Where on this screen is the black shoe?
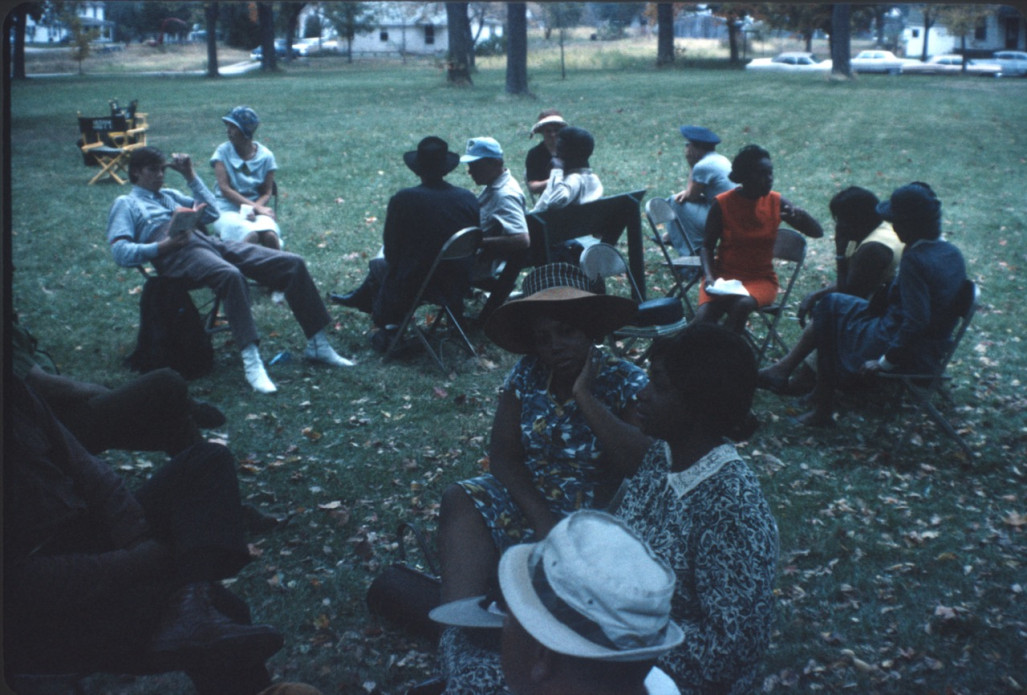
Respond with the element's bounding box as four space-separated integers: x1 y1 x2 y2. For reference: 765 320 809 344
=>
370 328 397 354
241 503 283 534
149 583 283 662
329 289 372 313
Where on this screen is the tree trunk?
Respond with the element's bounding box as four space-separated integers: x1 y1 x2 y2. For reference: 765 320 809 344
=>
656 3 674 66
506 2 529 94
804 30 813 52
831 4 852 77
258 2 276 71
921 9 933 61
446 2 473 85
727 17 740 64
205 2 219 78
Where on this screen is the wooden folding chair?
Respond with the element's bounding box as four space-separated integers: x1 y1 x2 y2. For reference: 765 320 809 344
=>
579 243 688 363
875 279 980 459
385 227 483 373
644 197 702 318
747 227 807 365
77 113 147 185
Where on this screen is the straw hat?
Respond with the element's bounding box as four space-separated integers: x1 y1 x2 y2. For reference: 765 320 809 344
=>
484 264 637 354
498 510 684 661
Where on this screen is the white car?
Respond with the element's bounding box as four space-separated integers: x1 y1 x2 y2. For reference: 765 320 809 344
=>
991 50 1027 77
851 50 916 75
901 54 1002 76
746 52 832 73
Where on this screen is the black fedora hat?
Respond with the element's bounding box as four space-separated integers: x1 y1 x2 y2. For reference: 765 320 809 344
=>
403 136 460 178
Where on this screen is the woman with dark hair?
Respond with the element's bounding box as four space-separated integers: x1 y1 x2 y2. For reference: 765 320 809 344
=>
611 322 778 694
695 144 823 333
530 126 603 214
757 185 904 395
763 182 967 427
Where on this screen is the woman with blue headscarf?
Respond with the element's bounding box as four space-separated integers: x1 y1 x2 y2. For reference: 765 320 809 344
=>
210 105 282 250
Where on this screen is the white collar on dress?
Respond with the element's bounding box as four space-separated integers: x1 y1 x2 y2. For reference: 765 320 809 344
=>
665 442 742 499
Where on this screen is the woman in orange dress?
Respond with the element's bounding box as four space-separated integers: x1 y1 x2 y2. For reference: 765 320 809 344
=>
696 145 823 333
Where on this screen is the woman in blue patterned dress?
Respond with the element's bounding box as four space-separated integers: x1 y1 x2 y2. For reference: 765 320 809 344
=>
615 323 779 694
438 264 652 606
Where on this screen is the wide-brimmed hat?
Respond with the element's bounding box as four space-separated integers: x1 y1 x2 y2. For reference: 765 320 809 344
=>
429 593 506 629
679 125 721 145
222 105 260 139
498 510 684 662
876 181 941 224
403 136 460 178
484 264 637 354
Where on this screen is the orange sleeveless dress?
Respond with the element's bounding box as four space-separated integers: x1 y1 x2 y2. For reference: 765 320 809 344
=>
698 189 781 308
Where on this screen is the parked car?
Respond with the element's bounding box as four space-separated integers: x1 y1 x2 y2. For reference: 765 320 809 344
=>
991 50 1027 77
900 54 1002 76
851 50 917 75
250 39 297 61
746 52 832 73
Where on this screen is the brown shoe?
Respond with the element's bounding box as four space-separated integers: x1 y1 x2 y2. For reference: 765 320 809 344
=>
149 582 283 662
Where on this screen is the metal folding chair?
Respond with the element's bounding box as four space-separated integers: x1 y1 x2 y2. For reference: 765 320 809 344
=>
385 227 483 373
875 279 980 459
579 243 688 363
748 227 807 365
644 197 702 318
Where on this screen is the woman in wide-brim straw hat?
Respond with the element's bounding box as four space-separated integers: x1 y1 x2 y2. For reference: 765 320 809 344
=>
438 263 652 600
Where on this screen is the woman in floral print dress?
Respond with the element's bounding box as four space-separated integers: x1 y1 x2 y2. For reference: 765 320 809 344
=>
615 322 779 694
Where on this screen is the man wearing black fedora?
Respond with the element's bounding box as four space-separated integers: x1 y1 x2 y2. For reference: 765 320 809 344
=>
331 136 479 351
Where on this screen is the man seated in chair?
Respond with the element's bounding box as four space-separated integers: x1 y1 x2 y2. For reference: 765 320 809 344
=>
459 136 530 324
106 147 353 394
329 136 479 352
666 125 736 257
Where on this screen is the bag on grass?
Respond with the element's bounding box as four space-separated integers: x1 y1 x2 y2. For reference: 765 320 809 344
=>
366 521 442 641
126 276 214 380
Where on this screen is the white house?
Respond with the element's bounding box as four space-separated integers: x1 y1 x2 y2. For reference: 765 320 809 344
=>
24 2 114 44
299 2 503 57
903 5 1026 58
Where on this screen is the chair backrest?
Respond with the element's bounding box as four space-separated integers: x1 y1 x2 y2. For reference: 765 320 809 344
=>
934 279 979 375
772 227 807 264
527 189 646 264
79 114 131 142
580 243 643 302
645 197 696 255
439 226 484 261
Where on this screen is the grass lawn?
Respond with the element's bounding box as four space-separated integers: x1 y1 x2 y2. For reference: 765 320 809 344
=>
7 37 1027 695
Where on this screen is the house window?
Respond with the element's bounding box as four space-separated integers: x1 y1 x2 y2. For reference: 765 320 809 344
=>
974 20 987 41
380 30 388 42
911 28 920 38
424 24 435 45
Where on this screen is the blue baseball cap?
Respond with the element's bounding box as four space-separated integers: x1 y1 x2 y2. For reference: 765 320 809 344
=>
222 105 260 139
678 125 721 145
460 137 504 162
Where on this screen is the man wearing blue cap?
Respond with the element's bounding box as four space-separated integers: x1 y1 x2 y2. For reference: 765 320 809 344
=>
461 137 530 322
667 126 735 257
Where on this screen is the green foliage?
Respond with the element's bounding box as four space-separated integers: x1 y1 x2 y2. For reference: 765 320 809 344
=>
474 32 506 57
9 51 1027 693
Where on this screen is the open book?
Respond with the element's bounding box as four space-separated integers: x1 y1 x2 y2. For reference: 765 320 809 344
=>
168 203 206 237
705 278 750 297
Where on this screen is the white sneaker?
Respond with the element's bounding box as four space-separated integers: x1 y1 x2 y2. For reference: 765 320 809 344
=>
304 331 355 367
241 343 277 393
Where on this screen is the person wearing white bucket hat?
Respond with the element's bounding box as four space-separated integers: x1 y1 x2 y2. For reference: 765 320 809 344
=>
499 510 684 695
525 109 568 197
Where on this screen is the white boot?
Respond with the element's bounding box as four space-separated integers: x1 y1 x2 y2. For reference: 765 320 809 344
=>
304 330 355 367
241 343 277 393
